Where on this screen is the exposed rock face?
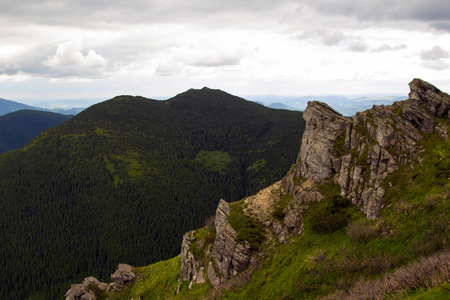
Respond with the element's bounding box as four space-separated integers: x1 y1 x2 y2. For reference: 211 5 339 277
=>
299 101 352 182
283 78 450 219
408 78 450 118
180 199 253 289
180 230 206 286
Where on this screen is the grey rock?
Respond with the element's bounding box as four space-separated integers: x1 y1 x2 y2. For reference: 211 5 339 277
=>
409 78 450 118
298 101 352 182
283 78 450 219
65 284 96 300
97 283 107 291
82 277 100 288
180 230 198 282
211 200 238 281
207 262 222 288
110 263 136 291
180 199 255 288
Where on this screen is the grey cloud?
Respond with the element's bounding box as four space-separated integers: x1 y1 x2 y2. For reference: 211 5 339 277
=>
154 61 184 76
420 45 449 61
419 45 449 70
348 41 368 52
430 22 450 32
304 0 450 23
295 28 346 46
0 0 295 27
0 44 54 76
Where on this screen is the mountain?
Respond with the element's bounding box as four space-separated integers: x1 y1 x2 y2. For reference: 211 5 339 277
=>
77 79 450 299
266 102 299 111
0 98 44 116
0 110 73 154
248 94 406 116
0 87 305 299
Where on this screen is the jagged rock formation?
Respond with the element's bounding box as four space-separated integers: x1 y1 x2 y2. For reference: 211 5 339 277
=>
110 263 137 291
283 78 450 219
65 277 100 300
65 264 136 300
180 199 253 289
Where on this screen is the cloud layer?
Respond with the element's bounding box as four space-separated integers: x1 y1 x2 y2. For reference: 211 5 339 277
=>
0 0 449 100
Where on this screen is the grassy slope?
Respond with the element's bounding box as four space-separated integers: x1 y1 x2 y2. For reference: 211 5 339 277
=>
98 117 450 299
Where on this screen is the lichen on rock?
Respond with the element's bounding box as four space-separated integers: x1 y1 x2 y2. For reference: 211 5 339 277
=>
283 78 450 219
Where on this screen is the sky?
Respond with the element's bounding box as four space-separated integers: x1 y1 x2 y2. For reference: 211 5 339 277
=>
1 0 450 107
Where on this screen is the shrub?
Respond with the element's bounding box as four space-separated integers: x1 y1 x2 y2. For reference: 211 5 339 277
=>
346 219 379 242
307 195 351 234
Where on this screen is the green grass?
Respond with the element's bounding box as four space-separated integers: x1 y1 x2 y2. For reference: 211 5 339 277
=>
193 150 233 173
246 159 266 171
228 200 265 248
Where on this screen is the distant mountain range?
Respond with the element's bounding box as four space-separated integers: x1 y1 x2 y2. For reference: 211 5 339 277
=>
0 97 82 116
248 94 407 116
0 98 45 115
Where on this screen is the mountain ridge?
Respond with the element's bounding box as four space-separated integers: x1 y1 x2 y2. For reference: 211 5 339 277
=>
73 78 450 299
0 109 73 154
0 88 305 299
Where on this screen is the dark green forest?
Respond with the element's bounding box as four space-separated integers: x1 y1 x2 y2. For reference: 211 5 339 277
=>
0 88 305 299
0 110 73 153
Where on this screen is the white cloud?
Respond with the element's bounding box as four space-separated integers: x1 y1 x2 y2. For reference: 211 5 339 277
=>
1 0 450 101
43 40 107 77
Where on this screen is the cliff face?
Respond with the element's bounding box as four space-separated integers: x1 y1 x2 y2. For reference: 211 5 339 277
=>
180 199 254 289
180 78 450 291
283 78 450 219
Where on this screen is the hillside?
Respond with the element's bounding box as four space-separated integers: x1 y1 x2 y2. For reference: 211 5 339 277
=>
77 79 450 299
0 88 305 299
0 110 73 153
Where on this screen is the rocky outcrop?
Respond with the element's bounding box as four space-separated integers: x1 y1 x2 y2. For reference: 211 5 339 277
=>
180 199 254 289
180 230 207 287
283 78 450 219
65 277 101 300
298 101 352 182
65 264 135 299
110 263 136 291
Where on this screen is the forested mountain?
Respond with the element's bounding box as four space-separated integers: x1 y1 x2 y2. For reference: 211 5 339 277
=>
0 110 73 153
0 87 305 299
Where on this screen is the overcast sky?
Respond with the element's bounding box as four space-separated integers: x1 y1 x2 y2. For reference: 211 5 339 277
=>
1 0 450 106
